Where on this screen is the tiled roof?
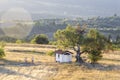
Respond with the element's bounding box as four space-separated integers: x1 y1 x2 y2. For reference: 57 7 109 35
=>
55 50 73 54
55 50 63 54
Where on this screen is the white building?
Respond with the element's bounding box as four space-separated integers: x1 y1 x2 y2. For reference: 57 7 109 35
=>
55 50 73 63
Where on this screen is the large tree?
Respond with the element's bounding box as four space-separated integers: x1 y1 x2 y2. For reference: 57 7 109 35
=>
54 24 86 63
54 25 112 63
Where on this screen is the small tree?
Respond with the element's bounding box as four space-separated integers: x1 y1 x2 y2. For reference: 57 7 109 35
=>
83 29 110 64
0 41 5 58
116 35 120 44
31 34 49 44
108 34 112 42
0 41 6 48
0 48 5 58
46 50 54 56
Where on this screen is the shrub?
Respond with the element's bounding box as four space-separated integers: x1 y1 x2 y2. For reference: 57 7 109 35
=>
31 34 49 44
88 50 102 64
113 44 120 50
46 51 54 56
0 41 6 48
30 39 36 44
0 48 5 58
16 40 23 44
49 41 57 45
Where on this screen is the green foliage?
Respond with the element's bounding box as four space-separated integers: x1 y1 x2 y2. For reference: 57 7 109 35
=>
0 36 17 43
0 41 5 58
54 27 112 63
54 25 84 49
112 35 120 49
49 41 57 45
88 50 102 63
116 35 120 44
112 44 120 50
16 40 23 44
0 41 6 48
54 24 86 63
29 16 120 40
31 34 49 44
31 39 36 44
46 50 54 56
0 48 5 58
83 29 110 63
84 29 107 50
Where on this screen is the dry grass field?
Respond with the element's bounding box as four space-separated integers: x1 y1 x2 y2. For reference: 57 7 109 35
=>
0 43 120 80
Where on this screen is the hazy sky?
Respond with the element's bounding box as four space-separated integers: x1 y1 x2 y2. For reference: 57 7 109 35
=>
0 0 120 18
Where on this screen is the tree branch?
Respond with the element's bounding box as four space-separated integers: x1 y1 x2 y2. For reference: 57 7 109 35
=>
73 47 77 52
80 50 89 54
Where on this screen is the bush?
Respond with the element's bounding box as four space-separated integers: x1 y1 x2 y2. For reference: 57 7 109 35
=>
46 51 54 56
0 41 6 48
88 50 102 64
113 44 120 50
16 40 23 44
30 39 36 44
0 41 5 58
31 34 49 44
49 41 57 45
0 48 5 58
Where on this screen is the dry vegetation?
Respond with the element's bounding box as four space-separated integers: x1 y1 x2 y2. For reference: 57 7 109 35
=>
0 43 120 80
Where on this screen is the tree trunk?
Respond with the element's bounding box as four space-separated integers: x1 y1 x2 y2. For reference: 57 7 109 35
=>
75 50 84 63
74 45 84 63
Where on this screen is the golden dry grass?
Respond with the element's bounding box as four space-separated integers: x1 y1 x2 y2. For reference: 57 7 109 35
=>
0 43 120 80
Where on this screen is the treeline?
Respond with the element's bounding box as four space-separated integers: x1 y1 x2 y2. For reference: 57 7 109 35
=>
27 22 67 40
86 14 120 28
0 14 120 43
31 14 120 29
0 34 49 45
28 14 120 39
0 36 17 43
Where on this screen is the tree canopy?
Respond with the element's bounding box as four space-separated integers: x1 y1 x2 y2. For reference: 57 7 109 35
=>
54 24 85 49
83 29 110 63
0 41 5 58
31 34 49 44
54 25 111 63
54 24 85 63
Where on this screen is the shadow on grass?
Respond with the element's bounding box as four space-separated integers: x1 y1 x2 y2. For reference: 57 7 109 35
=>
0 59 41 67
7 50 45 54
0 59 58 80
0 67 40 80
79 62 120 71
102 58 120 62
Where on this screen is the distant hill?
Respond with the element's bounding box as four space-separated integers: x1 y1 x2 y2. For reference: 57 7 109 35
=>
28 15 120 40
0 28 5 36
27 23 67 40
0 15 120 41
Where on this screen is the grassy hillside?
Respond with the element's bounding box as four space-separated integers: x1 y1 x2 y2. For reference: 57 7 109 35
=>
0 44 120 80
